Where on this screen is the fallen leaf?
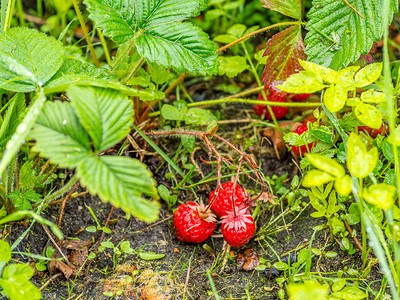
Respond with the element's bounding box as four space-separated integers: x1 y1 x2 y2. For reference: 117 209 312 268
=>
237 248 260 271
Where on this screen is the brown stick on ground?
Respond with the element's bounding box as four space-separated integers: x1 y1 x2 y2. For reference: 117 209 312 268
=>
343 219 363 252
57 181 81 228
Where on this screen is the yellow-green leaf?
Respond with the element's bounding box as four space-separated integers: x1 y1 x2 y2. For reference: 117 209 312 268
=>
363 183 396 210
347 132 378 178
335 175 352 196
306 154 345 177
346 97 360 107
324 85 348 112
277 71 324 94
355 102 382 129
337 66 359 88
299 59 338 84
360 90 385 103
355 63 382 88
303 169 335 187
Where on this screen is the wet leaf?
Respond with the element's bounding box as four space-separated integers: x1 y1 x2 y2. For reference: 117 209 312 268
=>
287 279 329 300
335 175 352 196
360 90 385 103
278 71 324 94
260 0 301 20
299 60 338 84
237 248 260 271
331 279 346 292
355 63 382 87
347 133 378 179
324 85 348 113
262 25 306 88
306 154 345 177
363 183 396 210
331 286 366 300
355 102 382 129
218 56 249 78
303 169 335 187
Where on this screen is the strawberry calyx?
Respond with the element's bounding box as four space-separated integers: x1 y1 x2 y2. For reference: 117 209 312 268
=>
187 202 217 223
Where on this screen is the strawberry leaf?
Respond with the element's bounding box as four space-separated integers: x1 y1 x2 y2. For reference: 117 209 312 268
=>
305 0 398 70
260 0 302 20
261 25 306 88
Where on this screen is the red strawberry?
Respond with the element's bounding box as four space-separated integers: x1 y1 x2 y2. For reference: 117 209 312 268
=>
221 207 255 248
291 93 312 102
254 88 289 121
358 125 388 138
208 182 247 218
292 119 317 157
173 202 216 243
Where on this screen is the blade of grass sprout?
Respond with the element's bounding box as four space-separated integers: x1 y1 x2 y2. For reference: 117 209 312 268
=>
0 210 63 240
206 271 221 300
58 17 77 41
305 227 320 277
0 89 46 176
175 165 195 190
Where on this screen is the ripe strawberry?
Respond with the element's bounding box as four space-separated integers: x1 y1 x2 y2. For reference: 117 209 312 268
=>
221 207 255 248
173 202 216 243
291 93 312 102
208 182 247 218
254 88 289 121
292 119 317 157
358 125 388 138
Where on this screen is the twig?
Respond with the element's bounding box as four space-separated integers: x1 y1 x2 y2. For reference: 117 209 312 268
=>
58 181 81 228
343 219 363 252
112 215 173 243
42 225 71 266
342 0 365 18
39 273 62 291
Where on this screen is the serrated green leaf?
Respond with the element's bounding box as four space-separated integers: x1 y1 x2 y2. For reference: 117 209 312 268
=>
218 56 248 78
77 156 159 222
303 169 335 187
181 135 195 152
330 216 345 235
134 0 206 29
184 108 215 125
305 0 398 70
324 85 348 113
67 86 133 152
85 0 217 75
388 126 400 146
262 25 306 88
260 0 301 20
355 102 382 129
0 27 65 92
147 63 173 85
45 74 159 99
135 22 218 75
0 264 41 300
84 0 136 45
363 183 396 210
31 101 91 168
355 63 382 87
347 132 378 178
309 126 333 144
277 71 324 94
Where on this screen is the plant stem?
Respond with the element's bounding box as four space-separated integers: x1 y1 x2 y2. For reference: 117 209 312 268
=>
97 28 111 65
148 98 320 117
358 178 367 264
4 0 16 32
122 58 144 84
242 41 285 154
72 0 100 67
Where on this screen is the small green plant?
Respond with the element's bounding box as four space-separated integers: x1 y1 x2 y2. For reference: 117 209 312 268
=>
0 240 41 300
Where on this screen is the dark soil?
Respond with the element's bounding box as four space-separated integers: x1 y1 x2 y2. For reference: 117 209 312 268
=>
2 133 384 299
